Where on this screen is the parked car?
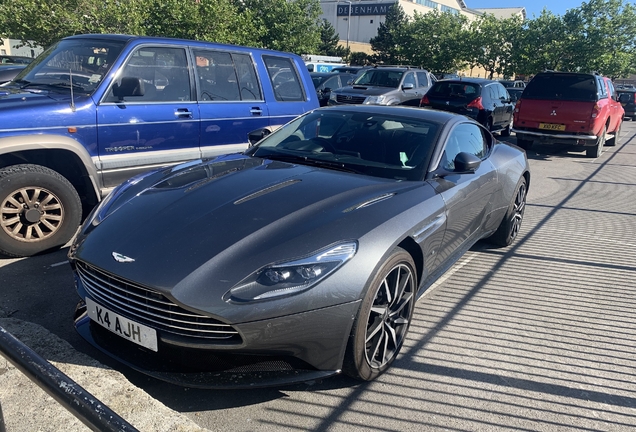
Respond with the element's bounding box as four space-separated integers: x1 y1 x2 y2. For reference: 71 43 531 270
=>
328 66 436 106
0 64 26 84
435 72 460 80
70 105 530 388
507 88 524 105
0 34 319 258
420 78 514 136
499 79 525 88
0 55 34 65
512 71 625 157
616 87 636 120
310 72 354 106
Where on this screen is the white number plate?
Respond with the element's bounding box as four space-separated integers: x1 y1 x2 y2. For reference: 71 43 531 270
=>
86 297 158 352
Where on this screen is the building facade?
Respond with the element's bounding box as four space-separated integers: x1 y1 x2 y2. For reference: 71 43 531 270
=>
320 0 525 46
0 39 43 58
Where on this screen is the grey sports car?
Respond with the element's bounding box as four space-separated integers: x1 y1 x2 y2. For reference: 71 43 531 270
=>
70 105 529 388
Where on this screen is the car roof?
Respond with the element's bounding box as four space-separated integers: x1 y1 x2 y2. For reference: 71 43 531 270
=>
317 104 463 124
432 77 498 85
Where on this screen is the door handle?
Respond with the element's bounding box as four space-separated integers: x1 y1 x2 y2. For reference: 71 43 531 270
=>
174 109 192 119
250 107 263 116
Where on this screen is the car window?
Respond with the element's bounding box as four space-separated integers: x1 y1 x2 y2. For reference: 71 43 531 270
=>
403 72 416 87
523 74 598 101
194 50 261 102
497 84 509 100
264 56 305 102
597 76 608 99
353 69 404 88
322 75 341 90
106 46 191 103
440 123 488 170
416 72 429 88
428 82 480 99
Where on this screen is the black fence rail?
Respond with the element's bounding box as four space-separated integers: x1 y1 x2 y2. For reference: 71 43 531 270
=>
0 325 139 432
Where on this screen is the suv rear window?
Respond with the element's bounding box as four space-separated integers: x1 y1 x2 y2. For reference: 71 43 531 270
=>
523 73 597 102
428 82 481 99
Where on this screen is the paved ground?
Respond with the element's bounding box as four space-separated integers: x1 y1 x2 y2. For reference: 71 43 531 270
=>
1 124 635 431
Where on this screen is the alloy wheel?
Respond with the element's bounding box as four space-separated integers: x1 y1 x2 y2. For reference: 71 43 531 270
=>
364 263 415 369
1 186 65 242
508 182 526 242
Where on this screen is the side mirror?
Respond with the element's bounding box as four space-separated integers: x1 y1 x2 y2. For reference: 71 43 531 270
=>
112 77 144 100
454 152 481 173
323 87 332 93
248 128 271 146
402 83 415 91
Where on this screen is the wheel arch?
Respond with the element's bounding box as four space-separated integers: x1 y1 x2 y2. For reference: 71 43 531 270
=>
397 236 424 288
0 135 101 208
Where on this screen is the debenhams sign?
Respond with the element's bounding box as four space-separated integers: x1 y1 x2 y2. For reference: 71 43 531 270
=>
337 2 397 16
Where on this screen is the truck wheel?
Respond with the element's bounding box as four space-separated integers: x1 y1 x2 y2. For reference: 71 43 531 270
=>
0 164 82 257
586 127 606 158
605 122 620 146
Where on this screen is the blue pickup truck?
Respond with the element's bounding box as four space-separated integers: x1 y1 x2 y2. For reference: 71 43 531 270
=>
0 34 319 257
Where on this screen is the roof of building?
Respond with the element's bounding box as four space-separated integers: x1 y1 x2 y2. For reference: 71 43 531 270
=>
474 7 526 20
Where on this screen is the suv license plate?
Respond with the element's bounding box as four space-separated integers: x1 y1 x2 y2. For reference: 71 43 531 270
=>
86 297 158 352
539 123 566 131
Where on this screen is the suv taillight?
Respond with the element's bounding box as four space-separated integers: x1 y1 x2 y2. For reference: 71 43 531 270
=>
514 99 522 113
420 95 430 106
467 97 484 110
591 103 602 119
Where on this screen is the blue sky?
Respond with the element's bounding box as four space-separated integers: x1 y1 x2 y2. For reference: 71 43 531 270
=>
466 0 586 18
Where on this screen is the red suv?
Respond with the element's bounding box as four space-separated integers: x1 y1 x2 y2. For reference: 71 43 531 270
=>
512 72 626 158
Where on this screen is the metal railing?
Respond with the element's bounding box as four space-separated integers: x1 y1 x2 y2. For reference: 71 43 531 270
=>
0 325 139 432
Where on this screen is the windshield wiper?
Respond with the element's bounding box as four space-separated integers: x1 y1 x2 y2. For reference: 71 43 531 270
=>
20 81 86 91
255 151 362 174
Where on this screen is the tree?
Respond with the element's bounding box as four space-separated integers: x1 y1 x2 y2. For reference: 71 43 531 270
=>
318 19 349 58
405 10 469 73
370 4 410 65
235 0 322 55
467 13 523 79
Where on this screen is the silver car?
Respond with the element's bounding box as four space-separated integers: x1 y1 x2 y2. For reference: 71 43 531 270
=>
329 66 436 106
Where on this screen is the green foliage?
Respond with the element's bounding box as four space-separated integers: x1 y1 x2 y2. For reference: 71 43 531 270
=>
236 0 322 55
406 11 469 73
318 19 349 59
349 52 372 66
370 4 410 65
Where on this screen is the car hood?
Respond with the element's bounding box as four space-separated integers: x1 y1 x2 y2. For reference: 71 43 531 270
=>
73 154 425 298
336 85 397 97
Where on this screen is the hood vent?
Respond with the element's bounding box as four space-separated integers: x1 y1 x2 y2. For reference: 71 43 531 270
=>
344 193 396 212
234 179 301 205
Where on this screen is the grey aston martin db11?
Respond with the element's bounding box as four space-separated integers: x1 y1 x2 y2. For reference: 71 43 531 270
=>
70 105 529 388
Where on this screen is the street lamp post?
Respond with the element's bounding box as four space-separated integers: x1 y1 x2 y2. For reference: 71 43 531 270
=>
346 1 351 51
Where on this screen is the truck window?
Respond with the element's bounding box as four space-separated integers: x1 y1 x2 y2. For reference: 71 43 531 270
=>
264 56 305 102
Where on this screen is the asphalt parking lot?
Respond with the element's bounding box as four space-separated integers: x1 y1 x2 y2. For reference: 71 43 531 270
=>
1 124 636 431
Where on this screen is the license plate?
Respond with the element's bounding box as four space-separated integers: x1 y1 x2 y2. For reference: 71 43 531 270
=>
86 297 158 352
539 123 566 131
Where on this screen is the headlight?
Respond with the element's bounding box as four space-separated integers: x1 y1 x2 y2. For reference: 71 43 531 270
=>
329 92 337 101
224 242 357 303
363 95 387 105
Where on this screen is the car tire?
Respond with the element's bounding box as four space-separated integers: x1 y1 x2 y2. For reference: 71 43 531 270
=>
0 164 82 257
487 176 527 247
516 138 533 150
501 121 512 137
605 122 620 146
586 126 606 158
343 247 417 381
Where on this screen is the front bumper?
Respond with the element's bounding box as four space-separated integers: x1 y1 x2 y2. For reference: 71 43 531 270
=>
74 297 360 388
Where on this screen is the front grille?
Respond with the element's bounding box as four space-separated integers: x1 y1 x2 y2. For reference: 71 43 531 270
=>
76 261 240 341
336 94 366 104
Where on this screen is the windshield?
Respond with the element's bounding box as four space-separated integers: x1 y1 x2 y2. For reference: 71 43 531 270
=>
428 82 481 99
523 74 597 101
12 39 125 94
353 69 404 88
245 109 440 181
